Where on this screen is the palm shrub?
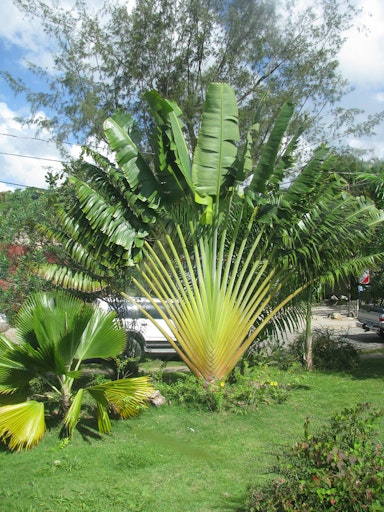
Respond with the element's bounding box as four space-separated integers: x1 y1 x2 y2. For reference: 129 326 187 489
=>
41 83 384 385
0 291 154 451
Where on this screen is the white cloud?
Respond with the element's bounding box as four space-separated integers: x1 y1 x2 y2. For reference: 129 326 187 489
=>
374 92 384 103
339 0 384 88
0 102 80 189
1 0 115 74
345 135 384 159
1 0 54 73
0 182 15 192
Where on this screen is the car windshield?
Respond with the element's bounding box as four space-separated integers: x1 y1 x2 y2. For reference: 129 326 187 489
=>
103 298 169 320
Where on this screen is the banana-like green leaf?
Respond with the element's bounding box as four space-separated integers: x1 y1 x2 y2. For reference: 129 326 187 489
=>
248 102 294 195
104 112 160 208
39 264 107 293
0 401 45 451
192 83 240 211
144 90 193 194
73 178 150 252
80 148 159 224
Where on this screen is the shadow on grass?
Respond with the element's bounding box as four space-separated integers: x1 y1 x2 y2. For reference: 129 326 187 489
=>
75 417 103 443
350 354 384 381
216 496 248 512
310 354 384 381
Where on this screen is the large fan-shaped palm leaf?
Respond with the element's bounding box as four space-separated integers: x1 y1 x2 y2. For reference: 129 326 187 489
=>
0 401 45 452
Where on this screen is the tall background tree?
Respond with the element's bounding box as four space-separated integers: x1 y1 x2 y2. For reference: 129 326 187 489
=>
3 0 383 158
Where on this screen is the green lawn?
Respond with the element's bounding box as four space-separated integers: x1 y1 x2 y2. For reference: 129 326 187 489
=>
1 357 383 512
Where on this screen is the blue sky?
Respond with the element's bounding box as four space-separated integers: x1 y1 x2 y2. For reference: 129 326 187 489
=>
1 0 384 191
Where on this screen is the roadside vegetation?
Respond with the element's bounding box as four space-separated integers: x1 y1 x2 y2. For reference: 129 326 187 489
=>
1 50 384 512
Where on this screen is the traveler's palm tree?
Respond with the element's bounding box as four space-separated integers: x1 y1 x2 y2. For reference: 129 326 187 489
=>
0 292 154 450
41 83 383 384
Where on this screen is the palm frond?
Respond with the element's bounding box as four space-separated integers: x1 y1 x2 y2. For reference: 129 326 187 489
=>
96 402 112 434
0 350 36 393
87 376 154 420
132 219 286 382
74 308 126 361
0 401 45 451
63 388 84 437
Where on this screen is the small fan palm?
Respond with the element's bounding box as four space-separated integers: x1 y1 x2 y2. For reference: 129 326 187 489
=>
0 291 154 451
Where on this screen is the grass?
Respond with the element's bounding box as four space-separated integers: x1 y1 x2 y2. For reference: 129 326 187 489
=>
1 356 383 512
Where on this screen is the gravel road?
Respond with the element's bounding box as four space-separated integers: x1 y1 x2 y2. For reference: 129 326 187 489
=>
302 305 384 352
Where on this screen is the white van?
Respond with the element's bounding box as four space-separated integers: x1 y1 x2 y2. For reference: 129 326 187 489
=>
97 297 177 359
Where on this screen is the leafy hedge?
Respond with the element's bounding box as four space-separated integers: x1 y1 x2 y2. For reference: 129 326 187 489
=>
245 403 384 511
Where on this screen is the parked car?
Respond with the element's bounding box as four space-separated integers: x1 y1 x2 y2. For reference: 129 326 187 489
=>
97 297 177 359
357 303 384 338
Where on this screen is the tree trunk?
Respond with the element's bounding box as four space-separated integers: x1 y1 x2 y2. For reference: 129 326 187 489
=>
59 379 72 438
303 296 314 371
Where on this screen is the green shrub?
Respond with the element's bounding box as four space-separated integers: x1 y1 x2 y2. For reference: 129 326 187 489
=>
243 336 299 370
110 354 141 379
245 403 384 511
291 328 360 371
152 363 291 412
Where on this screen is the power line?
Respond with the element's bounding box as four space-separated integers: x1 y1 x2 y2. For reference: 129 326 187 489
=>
0 131 82 148
0 180 46 190
0 151 69 164
0 132 110 162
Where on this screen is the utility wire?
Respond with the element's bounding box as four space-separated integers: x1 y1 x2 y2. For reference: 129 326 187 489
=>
0 151 69 164
0 180 45 190
0 131 81 148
